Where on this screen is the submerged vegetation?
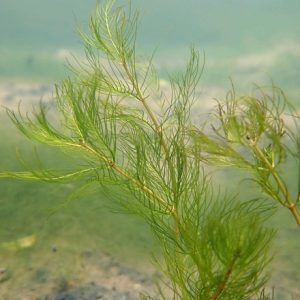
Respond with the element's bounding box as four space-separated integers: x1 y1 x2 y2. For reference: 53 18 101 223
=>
190 85 300 226
0 1 299 299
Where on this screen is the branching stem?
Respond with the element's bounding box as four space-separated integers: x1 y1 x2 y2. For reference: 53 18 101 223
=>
253 144 300 226
210 252 239 300
121 59 179 208
119 58 182 241
77 140 171 211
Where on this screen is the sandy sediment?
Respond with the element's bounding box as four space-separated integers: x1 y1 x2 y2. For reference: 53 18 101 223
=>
0 250 156 300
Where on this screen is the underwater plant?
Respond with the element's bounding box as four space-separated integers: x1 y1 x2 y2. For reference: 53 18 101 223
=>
1 1 299 299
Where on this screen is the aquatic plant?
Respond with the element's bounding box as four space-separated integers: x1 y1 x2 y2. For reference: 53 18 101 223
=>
1 1 299 298
190 84 300 226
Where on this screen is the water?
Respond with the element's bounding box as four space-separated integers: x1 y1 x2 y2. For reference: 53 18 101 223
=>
0 0 299 94
0 1 300 298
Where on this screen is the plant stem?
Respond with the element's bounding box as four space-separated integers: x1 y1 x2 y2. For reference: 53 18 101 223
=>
210 252 239 300
119 58 186 245
76 140 171 212
253 145 300 226
121 59 179 209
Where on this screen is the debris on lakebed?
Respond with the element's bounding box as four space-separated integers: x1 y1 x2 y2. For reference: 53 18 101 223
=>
0 250 156 300
37 252 154 300
38 285 140 300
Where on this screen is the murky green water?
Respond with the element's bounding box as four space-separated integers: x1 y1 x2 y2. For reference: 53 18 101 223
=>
0 1 299 298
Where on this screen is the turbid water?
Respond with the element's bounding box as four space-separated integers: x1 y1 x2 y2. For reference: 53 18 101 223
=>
1 1 300 299
1 0 300 94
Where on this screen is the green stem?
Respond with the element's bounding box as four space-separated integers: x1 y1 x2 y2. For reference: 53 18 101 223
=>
253 145 300 226
210 252 239 300
77 140 171 211
121 59 179 210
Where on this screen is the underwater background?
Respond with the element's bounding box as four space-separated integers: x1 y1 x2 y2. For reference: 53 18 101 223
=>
0 1 299 298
